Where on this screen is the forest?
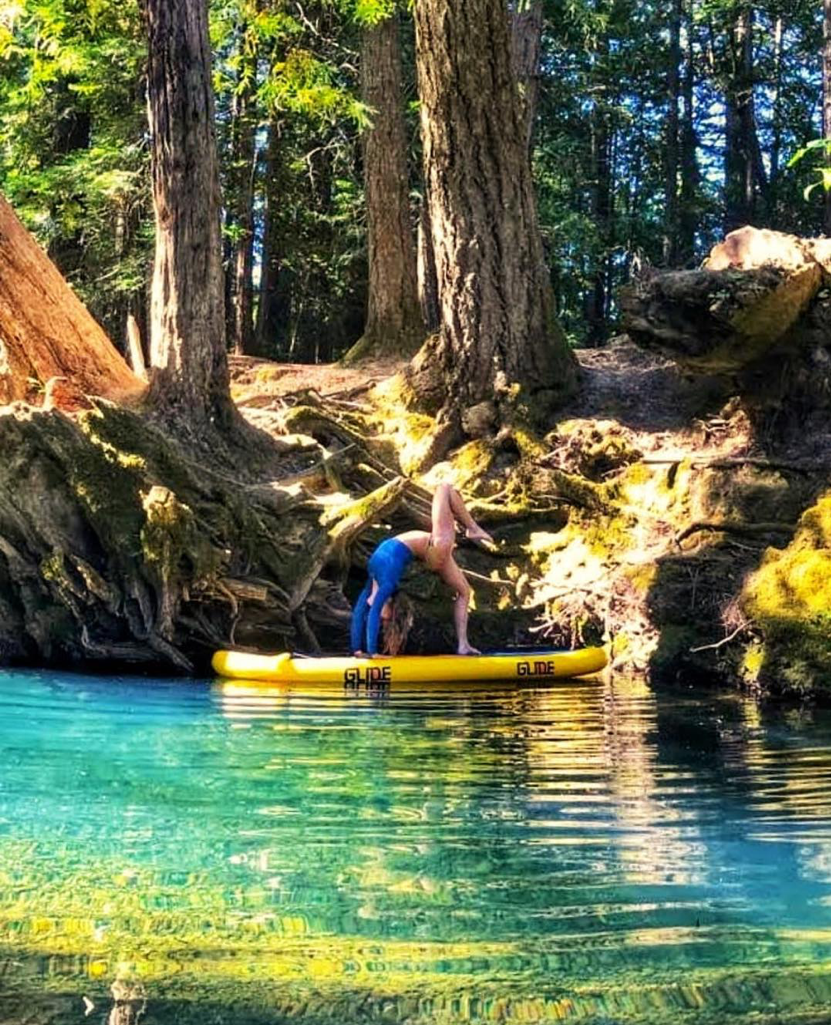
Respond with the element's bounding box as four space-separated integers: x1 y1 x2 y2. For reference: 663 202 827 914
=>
1 0 831 696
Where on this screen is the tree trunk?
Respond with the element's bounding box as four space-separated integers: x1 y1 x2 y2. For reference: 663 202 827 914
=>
511 0 544 152
823 0 831 235
409 0 576 426
228 58 258 357
141 0 236 431
586 78 611 345
663 0 682 266
254 118 286 358
724 5 759 233
345 13 423 362
46 80 91 281
678 0 699 266
0 193 144 406
769 15 783 219
417 196 440 334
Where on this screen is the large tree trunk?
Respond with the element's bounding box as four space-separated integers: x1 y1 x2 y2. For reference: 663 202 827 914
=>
46 80 91 282
345 13 423 363
586 84 612 344
511 0 544 153
409 0 576 427
769 15 784 220
142 0 236 432
0 194 144 406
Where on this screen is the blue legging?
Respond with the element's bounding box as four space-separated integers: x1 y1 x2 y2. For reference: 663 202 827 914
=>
350 538 413 655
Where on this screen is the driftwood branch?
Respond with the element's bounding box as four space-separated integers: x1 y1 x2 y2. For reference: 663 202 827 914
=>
689 623 748 653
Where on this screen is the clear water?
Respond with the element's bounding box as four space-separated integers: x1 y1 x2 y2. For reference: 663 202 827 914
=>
0 670 831 1024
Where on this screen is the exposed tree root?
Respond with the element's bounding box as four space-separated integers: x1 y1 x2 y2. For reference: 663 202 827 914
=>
675 520 796 545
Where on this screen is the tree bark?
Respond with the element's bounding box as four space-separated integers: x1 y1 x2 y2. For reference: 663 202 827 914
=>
345 13 423 362
228 56 258 357
823 0 831 235
511 0 544 153
586 78 612 344
724 5 763 233
664 0 682 266
410 0 576 426
417 196 440 335
0 193 144 406
678 0 698 266
254 118 286 358
769 15 784 216
141 0 236 431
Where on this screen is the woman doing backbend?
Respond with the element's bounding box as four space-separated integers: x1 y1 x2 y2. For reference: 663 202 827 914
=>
350 484 493 657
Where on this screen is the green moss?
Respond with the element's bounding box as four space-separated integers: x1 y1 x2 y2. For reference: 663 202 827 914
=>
140 486 219 584
581 513 636 559
618 461 652 489
69 412 147 557
610 630 631 659
793 494 831 548
370 371 421 413
623 563 658 594
740 643 765 685
740 489 831 694
509 427 546 462
447 440 494 491
729 264 821 353
40 550 65 584
650 624 699 673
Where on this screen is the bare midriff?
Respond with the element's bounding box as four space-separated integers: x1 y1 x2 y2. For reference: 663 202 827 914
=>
393 529 454 568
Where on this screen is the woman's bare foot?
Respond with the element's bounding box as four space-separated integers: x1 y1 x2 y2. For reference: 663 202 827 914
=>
465 525 493 545
457 643 481 655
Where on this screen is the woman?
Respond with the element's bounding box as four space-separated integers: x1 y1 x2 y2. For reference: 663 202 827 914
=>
350 483 493 657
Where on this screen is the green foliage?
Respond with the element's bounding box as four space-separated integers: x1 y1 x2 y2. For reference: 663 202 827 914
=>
0 0 828 359
0 0 148 340
787 138 831 201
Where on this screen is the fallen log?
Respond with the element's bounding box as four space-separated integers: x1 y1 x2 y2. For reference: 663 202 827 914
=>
0 193 145 405
620 227 828 373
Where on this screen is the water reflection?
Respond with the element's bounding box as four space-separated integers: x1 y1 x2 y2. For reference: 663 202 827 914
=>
0 669 830 1022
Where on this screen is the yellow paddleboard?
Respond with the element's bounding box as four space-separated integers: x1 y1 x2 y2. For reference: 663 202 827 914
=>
212 647 607 687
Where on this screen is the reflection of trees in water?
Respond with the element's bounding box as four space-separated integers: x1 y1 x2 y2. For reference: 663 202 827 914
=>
601 676 708 886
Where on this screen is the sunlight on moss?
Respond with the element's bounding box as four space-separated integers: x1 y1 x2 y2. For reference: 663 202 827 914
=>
741 490 831 693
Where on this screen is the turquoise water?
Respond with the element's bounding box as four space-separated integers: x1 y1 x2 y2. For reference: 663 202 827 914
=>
0 671 831 1023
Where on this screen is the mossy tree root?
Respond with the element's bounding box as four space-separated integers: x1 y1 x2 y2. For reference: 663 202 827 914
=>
0 403 350 670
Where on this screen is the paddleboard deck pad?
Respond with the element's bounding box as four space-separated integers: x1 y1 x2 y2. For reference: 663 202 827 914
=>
212 648 608 687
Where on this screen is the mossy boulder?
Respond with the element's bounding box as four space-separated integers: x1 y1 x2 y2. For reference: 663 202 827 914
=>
740 492 831 694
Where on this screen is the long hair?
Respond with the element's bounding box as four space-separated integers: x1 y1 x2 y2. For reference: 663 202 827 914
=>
382 592 414 656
